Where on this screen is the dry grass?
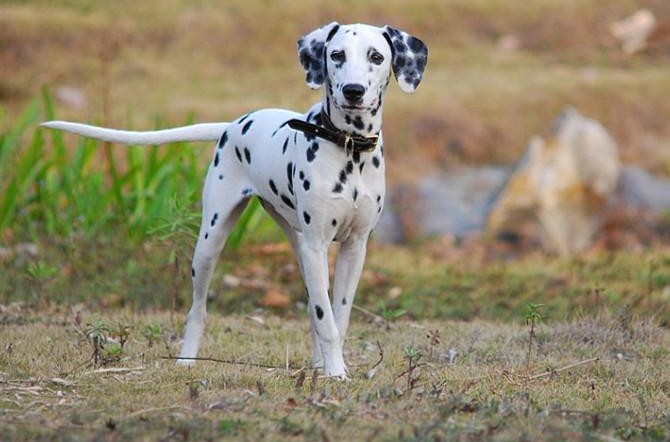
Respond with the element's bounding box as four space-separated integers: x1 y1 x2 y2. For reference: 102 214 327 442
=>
1 305 669 441
2 0 670 179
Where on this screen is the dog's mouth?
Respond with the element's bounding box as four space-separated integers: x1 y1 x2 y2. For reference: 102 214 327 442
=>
334 102 370 113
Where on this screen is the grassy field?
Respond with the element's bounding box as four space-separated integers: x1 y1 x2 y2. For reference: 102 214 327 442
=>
2 0 670 177
2 1 670 440
1 306 669 441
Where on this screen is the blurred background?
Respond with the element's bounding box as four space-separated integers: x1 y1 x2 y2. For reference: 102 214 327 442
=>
1 0 669 320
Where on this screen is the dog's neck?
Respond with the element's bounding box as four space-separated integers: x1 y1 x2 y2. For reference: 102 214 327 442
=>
322 87 385 139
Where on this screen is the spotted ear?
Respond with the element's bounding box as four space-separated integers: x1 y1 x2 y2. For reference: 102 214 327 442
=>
382 26 428 93
297 22 340 89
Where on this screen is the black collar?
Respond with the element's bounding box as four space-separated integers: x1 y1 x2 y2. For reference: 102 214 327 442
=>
287 111 379 153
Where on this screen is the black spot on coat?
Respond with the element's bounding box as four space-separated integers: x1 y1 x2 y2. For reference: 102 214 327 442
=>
280 194 295 210
241 120 254 135
339 170 347 184
303 211 311 224
315 305 324 320
218 131 228 148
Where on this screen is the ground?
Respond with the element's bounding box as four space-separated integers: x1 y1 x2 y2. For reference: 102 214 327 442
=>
2 244 670 441
1 305 669 442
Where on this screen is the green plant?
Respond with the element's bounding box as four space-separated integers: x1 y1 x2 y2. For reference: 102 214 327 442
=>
378 301 406 321
403 345 422 391
524 303 544 374
143 324 163 348
0 91 275 248
86 319 112 366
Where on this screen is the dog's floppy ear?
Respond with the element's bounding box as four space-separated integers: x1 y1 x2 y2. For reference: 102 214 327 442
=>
382 26 428 93
297 22 340 89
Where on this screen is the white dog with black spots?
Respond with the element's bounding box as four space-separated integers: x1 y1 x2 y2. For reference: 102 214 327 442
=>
43 22 428 378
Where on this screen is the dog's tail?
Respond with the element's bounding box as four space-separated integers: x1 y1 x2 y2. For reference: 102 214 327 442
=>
41 121 229 145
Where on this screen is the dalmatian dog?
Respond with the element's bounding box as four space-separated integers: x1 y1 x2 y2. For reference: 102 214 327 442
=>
42 22 427 378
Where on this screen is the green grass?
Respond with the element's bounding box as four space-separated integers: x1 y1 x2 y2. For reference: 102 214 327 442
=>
0 91 275 245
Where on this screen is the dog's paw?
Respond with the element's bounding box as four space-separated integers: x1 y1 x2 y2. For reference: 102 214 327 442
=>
175 358 196 367
332 373 351 382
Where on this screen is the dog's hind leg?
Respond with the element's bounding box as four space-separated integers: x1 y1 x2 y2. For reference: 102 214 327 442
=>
178 172 252 365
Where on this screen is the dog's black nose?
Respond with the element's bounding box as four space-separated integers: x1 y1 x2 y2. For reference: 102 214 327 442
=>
342 84 365 103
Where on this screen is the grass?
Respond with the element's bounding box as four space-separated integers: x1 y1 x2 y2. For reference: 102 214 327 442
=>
0 91 275 246
1 306 668 441
2 0 670 177
2 1 670 439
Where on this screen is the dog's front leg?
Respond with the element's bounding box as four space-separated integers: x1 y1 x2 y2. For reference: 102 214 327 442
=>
331 236 368 348
298 237 347 378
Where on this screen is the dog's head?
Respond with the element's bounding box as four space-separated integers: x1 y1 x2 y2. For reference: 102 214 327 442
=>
298 23 428 117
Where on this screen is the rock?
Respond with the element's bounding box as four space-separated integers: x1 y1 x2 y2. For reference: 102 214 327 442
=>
373 111 669 253
487 108 620 255
375 167 506 243
259 287 290 309
610 9 657 55
618 165 670 211
487 109 620 255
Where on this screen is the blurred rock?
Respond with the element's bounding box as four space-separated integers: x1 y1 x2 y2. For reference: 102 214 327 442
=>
54 86 87 110
610 9 656 55
487 108 620 255
374 110 670 254
618 165 670 211
375 167 506 243
260 287 290 309
496 34 520 52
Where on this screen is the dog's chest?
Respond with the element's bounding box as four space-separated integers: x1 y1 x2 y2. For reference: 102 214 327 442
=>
272 134 385 237
215 108 386 240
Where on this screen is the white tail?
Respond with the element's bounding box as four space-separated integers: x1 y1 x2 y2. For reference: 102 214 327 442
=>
41 121 229 145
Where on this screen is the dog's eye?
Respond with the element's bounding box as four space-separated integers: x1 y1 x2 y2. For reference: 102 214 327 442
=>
330 50 345 63
369 51 384 65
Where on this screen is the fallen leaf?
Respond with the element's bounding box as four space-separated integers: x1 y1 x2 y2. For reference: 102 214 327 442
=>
260 288 290 309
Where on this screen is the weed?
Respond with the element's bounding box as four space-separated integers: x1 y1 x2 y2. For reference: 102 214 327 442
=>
0 93 272 247
143 324 162 348
83 319 128 366
402 345 423 392
378 300 406 321
86 319 111 366
524 302 544 375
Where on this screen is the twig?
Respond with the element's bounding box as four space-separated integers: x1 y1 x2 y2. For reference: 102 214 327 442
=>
434 357 600 388
394 362 428 381
161 355 299 370
352 304 383 322
365 340 385 379
527 357 600 381
370 340 384 371
88 367 145 374
127 405 193 418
